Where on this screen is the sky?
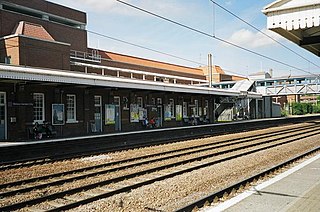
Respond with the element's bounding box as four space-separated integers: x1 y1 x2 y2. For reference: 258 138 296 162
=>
50 0 320 78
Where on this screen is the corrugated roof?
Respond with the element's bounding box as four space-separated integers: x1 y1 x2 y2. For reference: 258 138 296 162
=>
12 21 55 41
230 79 255 92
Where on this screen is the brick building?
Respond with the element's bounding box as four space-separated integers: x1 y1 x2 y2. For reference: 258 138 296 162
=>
0 0 261 141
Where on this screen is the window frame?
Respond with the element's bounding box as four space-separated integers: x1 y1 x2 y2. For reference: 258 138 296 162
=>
4 56 11 64
137 96 143 108
33 93 45 124
94 95 102 107
66 94 77 123
194 99 199 117
183 102 188 118
169 98 175 118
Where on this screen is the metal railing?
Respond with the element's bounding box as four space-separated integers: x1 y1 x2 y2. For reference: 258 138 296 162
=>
70 50 101 63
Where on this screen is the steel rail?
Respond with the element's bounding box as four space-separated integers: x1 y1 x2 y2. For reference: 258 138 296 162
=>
1 122 315 172
0 123 314 197
1 116 318 168
1 128 319 211
175 147 320 212
0 123 315 193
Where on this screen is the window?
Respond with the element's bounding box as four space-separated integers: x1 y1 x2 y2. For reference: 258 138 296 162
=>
33 93 44 123
66 94 76 122
194 100 199 117
204 100 209 117
157 98 162 105
183 102 188 118
169 99 175 118
4 56 11 64
123 97 129 109
94 96 102 107
151 98 156 105
114 96 120 106
137 97 143 108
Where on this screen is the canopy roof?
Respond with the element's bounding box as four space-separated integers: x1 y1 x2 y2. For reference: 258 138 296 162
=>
263 0 320 56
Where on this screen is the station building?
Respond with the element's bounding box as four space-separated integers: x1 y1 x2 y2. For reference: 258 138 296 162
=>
0 0 262 141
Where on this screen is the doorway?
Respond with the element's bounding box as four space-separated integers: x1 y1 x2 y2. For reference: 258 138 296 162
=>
157 105 163 127
114 96 121 131
0 92 7 140
94 96 102 132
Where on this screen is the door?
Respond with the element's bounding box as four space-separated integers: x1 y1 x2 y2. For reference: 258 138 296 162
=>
156 98 163 127
0 92 6 140
114 96 121 131
157 105 163 127
94 96 102 132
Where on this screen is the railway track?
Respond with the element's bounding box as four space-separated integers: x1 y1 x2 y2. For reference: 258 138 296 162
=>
176 147 320 212
0 123 319 211
1 115 319 166
0 122 317 171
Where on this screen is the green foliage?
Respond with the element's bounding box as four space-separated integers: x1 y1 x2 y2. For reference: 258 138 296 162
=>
291 102 320 115
281 109 288 117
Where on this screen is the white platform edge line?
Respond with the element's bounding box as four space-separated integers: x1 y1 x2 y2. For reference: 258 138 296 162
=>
204 153 320 212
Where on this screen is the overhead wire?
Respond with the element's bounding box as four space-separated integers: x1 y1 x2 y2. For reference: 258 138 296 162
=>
87 31 248 77
87 30 205 66
208 0 320 70
115 0 319 77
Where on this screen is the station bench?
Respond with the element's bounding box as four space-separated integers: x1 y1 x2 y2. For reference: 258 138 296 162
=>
27 123 57 140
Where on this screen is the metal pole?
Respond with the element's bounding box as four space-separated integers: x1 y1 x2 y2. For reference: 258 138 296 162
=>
208 54 213 88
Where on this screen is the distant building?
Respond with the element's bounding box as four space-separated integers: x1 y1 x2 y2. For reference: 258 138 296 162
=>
0 0 262 140
200 65 247 83
249 70 272 80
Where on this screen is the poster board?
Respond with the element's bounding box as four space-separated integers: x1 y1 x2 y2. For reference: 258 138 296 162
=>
105 104 115 125
52 104 64 125
139 108 147 120
164 104 172 121
130 104 139 123
176 105 182 121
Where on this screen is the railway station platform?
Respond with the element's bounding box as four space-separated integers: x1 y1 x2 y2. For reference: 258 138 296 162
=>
205 154 320 212
0 115 320 163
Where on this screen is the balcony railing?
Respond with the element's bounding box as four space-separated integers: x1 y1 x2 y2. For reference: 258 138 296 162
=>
70 50 101 63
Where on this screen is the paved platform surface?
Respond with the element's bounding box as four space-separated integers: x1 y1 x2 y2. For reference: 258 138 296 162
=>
205 154 320 212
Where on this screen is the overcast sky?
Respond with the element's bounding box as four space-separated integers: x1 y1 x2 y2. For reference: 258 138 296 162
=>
50 0 320 77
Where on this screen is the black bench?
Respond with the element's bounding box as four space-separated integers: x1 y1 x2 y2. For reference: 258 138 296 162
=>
28 123 57 139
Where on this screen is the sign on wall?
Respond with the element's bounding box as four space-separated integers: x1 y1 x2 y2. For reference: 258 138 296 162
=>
176 105 182 121
130 104 139 123
164 104 172 121
105 104 115 125
52 104 64 125
139 108 147 120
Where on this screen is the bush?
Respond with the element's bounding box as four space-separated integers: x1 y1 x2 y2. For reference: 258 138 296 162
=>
291 102 318 115
281 109 288 117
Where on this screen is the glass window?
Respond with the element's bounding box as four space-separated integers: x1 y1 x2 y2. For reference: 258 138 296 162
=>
0 94 4 104
151 98 155 105
66 94 76 122
194 100 199 116
204 100 209 117
183 102 188 118
33 93 44 123
114 96 120 105
4 56 11 64
123 97 128 109
157 98 162 105
94 96 101 106
137 97 143 108
169 99 174 118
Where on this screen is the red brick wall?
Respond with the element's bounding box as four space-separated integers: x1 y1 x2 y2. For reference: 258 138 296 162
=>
3 0 86 24
17 36 70 70
0 36 20 64
0 9 87 51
